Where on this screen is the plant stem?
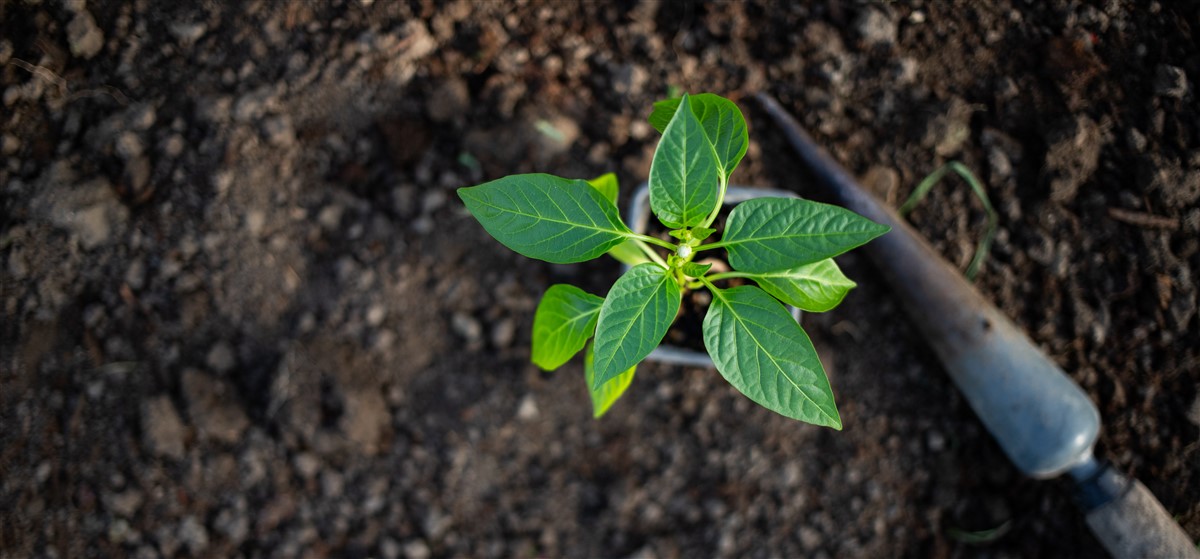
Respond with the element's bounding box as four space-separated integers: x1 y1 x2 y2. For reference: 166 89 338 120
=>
630 233 678 251
700 175 728 229
693 240 729 252
705 271 754 282
633 239 668 268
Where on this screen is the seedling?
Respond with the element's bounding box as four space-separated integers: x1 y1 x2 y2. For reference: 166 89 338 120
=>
458 93 888 428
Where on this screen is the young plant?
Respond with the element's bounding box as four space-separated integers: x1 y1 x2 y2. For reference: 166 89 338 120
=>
458 93 888 428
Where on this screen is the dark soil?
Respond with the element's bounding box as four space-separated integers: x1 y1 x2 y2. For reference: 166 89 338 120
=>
3 1 1198 557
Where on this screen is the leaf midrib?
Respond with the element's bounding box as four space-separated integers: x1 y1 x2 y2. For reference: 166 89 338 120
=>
596 269 669 381
465 194 629 236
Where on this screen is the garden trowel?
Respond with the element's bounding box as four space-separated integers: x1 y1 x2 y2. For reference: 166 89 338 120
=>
756 92 1197 559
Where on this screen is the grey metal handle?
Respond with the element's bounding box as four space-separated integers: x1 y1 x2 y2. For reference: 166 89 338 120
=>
1087 477 1198 558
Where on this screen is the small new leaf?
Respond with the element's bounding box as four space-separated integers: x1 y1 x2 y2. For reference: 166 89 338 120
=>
584 343 636 418
748 259 857 313
648 93 749 180
721 198 889 273
649 94 722 228
586 172 620 205
592 264 681 387
531 285 604 370
458 173 632 264
682 261 712 278
703 285 841 429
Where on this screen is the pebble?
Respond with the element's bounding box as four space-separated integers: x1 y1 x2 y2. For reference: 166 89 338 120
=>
403 540 432 559
213 505 249 545
245 209 266 237
1 133 19 156
612 64 648 96
451 312 482 344
161 134 185 158
141 395 186 459
517 394 539 421
340 389 389 455
170 22 208 47
366 304 386 327
103 489 144 518
855 7 897 47
179 516 210 555
262 116 296 147
115 132 144 160
206 341 236 374
426 78 469 123
1153 65 1189 99
41 178 129 250
67 11 104 59
1044 116 1101 204
490 317 515 349
182 369 250 445
292 452 321 479
125 156 150 192
926 430 946 452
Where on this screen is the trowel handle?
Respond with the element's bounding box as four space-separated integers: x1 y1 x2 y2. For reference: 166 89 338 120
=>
1080 467 1199 559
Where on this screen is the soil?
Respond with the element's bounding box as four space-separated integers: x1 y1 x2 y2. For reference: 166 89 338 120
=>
3 1 1198 558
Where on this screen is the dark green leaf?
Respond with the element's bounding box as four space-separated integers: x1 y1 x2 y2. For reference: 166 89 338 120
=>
584 343 636 418
648 94 721 228
721 198 889 273
750 259 857 312
458 173 632 264
531 285 604 370
648 93 749 180
703 285 841 428
592 264 681 387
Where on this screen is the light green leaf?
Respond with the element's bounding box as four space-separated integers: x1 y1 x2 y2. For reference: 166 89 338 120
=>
648 94 721 228
721 198 889 273
531 285 604 370
593 263 681 387
750 259 857 313
703 285 841 428
584 342 636 418
606 241 649 266
682 261 712 278
586 172 648 266
587 172 620 205
648 93 749 180
458 173 632 264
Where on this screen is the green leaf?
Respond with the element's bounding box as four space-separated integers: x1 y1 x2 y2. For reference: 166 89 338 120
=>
586 172 620 205
592 263 681 387
703 285 841 428
606 241 649 266
682 261 712 278
749 259 857 313
584 342 636 418
648 93 749 180
531 285 604 370
648 94 722 228
720 198 889 273
458 174 633 264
